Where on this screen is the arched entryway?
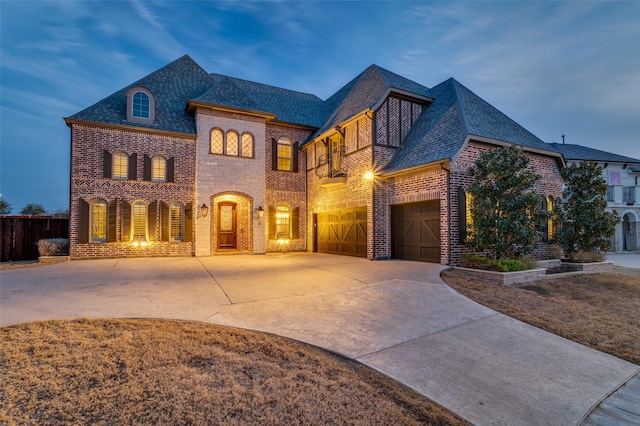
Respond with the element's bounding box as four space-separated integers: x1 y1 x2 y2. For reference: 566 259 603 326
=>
211 193 253 254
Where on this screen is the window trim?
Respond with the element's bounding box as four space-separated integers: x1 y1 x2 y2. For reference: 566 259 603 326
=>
131 200 148 243
210 128 224 155
275 204 291 240
276 137 293 171
226 130 239 156
126 86 155 123
241 132 254 158
169 202 184 242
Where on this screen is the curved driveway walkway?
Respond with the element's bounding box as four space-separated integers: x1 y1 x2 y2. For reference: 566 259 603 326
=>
1 253 638 425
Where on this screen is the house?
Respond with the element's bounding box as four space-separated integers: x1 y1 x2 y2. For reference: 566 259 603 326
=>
549 143 640 252
65 55 564 264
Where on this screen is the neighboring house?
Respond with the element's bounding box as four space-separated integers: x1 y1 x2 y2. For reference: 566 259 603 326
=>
65 55 564 264
549 143 640 252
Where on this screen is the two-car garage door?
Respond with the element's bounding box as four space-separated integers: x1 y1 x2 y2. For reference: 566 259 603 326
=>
391 201 441 263
314 201 441 263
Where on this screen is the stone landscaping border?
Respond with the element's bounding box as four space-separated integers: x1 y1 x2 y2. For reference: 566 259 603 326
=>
38 256 71 265
455 261 613 285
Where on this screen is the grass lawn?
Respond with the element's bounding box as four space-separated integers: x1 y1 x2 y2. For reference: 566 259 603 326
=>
0 319 469 426
441 266 640 365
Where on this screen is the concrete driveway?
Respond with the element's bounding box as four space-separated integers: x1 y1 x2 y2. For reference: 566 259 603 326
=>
1 253 638 426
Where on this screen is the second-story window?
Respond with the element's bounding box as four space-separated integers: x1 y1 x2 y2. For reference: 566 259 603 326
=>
277 137 292 171
113 152 128 180
241 133 254 158
227 131 239 156
151 155 166 182
330 137 345 176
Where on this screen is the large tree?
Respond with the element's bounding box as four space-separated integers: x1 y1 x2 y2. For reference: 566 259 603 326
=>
466 145 548 260
20 203 47 216
557 161 619 259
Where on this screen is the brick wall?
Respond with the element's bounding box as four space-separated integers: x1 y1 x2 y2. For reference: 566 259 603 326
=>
194 108 266 255
69 124 196 258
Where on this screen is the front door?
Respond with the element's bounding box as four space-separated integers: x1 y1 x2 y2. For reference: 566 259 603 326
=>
218 202 237 249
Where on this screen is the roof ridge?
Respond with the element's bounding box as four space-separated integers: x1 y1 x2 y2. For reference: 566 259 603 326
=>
448 78 471 136
209 73 322 99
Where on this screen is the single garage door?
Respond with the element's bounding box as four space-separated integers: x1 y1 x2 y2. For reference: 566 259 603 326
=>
315 207 367 257
391 201 441 263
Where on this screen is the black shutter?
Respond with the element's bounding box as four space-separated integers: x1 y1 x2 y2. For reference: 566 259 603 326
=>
78 198 89 243
107 200 117 242
268 206 276 239
161 202 170 242
122 200 131 242
143 155 151 181
271 138 278 171
167 157 175 182
128 153 137 180
458 187 467 245
292 142 299 173
292 207 300 239
184 203 192 242
148 201 157 241
103 150 112 178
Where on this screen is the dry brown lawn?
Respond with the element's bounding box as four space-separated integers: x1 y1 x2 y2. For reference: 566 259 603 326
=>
0 319 469 426
441 266 640 365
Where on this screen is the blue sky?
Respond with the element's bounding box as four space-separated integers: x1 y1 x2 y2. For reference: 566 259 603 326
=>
1 1 639 213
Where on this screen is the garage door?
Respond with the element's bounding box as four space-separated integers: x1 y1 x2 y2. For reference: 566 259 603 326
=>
315 208 367 257
391 201 441 263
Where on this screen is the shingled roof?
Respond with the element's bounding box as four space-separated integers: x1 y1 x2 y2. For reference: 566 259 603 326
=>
384 78 558 173
67 55 214 134
307 65 431 143
548 143 640 164
193 74 325 128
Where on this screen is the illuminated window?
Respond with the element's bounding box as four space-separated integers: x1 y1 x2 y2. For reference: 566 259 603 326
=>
132 201 147 242
241 133 254 158
112 152 128 180
132 91 150 118
91 200 107 242
226 131 239 156
330 137 345 176
277 137 292 171
170 203 184 241
210 129 223 154
465 192 474 228
151 155 166 182
275 204 291 239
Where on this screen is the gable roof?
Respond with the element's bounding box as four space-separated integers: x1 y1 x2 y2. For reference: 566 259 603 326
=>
192 74 325 127
67 55 214 135
307 65 431 143
548 143 640 164
384 78 557 173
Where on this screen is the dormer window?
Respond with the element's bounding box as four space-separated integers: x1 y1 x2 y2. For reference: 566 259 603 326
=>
133 92 150 118
126 87 155 123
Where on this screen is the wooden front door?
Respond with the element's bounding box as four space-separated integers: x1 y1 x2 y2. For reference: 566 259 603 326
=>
218 202 237 249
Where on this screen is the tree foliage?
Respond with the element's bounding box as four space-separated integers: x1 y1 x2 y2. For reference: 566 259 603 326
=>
557 161 619 258
0 199 11 215
20 203 47 216
466 145 548 260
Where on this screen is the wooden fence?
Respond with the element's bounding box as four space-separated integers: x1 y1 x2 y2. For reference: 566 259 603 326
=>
0 216 69 262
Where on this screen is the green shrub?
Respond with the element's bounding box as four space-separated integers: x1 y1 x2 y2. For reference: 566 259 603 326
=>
461 254 534 272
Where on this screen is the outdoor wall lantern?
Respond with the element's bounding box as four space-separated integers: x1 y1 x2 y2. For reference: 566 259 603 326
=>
364 171 374 180
256 206 265 218
200 203 209 218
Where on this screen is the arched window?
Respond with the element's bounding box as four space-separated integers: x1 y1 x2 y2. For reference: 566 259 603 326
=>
210 128 223 154
241 132 254 158
132 201 148 242
151 155 166 182
226 131 239 156
126 87 155 122
112 152 128 180
170 202 184 241
275 204 291 239
277 137 292 171
91 199 107 242
132 91 150 119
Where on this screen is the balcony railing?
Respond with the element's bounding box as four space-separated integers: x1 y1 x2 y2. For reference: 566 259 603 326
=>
606 186 638 204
